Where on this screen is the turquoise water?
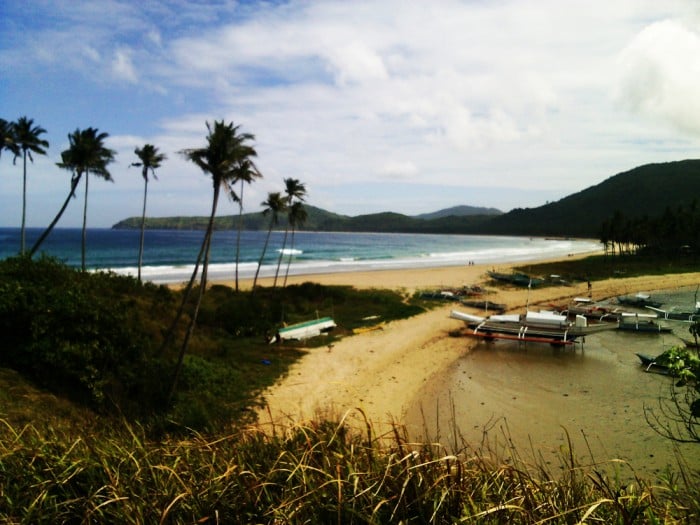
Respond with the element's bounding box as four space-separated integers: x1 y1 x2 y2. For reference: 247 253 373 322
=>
0 228 600 284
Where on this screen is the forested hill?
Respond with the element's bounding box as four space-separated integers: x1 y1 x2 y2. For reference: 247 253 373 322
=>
478 159 700 238
111 205 501 233
113 160 700 238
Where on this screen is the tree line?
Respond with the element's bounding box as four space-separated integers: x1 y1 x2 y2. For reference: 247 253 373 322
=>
599 202 700 257
3 116 308 405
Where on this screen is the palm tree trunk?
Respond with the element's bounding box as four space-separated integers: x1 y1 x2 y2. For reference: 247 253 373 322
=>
20 151 27 254
138 178 148 282
273 225 289 288
29 174 82 257
81 173 89 271
157 218 209 358
235 180 244 292
283 225 296 287
167 183 220 406
252 222 274 289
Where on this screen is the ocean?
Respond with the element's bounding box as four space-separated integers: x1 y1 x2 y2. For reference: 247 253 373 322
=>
0 228 600 284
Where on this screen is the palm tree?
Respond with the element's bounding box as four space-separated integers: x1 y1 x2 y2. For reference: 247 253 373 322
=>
230 158 262 291
13 117 49 254
78 129 115 271
132 144 166 282
252 191 287 289
283 200 308 287
164 120 257 405
30 128 114 260
273 178 307 287
0 118 19 159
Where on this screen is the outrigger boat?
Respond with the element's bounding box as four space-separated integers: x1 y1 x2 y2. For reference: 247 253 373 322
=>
450 309 617 346
645 302 700 322
618 313 672 333
272 317 336 342
616 292 662 309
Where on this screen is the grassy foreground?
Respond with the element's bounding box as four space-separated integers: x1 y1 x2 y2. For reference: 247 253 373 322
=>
1 413 698 524
1 254 699 522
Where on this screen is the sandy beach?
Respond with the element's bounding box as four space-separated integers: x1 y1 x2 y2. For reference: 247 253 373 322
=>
239 256 700 440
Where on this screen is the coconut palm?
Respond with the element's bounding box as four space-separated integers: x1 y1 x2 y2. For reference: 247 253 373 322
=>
0 119 19 159
230 158 262 291
164 120 257 405
283 200 308 287
132 144 166 282
273 178 307 288
30 128 114 261
13 117 49 254
252 191 287 289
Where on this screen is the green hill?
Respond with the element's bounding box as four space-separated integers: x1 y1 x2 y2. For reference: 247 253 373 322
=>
113 160 700 238
480 159 700 237
112 205 497 233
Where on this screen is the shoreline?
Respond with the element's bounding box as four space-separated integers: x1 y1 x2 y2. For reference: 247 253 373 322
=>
242 254 700 438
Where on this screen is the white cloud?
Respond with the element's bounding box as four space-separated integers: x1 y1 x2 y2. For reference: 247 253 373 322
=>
112 48 138 83
615 19 700 135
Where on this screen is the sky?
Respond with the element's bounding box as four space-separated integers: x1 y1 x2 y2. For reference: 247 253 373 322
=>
2 0 700 228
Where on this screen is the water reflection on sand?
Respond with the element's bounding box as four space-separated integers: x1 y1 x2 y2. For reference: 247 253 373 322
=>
405 296 700 479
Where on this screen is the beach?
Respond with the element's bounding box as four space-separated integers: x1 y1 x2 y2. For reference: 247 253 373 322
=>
234 256 700 476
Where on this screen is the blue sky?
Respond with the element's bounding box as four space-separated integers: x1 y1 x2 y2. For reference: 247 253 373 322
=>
2 0 700 227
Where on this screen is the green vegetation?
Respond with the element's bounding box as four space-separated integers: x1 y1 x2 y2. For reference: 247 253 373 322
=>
2 255 700 521
0 256 422 432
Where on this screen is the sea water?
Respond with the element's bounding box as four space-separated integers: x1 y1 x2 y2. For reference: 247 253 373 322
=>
0 228 600 284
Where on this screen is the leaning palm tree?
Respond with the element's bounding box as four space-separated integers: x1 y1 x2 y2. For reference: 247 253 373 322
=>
252 191 287 289
230 158 262 291
283 201 308 287
30 128 114 260
273 178 307 287
132 144 166 282
13 117 49 253
164 120 257 406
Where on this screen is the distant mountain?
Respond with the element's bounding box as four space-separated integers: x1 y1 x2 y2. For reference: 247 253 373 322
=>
112 160 700 238
112 205 496 233
414 205 502 220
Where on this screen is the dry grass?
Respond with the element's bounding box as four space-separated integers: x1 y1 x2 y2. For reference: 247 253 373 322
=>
0 410 697 524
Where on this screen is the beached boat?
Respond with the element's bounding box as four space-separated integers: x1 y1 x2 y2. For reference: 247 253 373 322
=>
559 297 623 322
618 313 672 333
646 303 700 322
616 292 662 309
487 271 543 287
635 353 673 375
450 309 617 345
273 317 336 342
459 299 507 313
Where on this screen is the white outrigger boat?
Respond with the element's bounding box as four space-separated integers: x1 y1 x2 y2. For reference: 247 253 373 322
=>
450 309 617 345
271 317 337 342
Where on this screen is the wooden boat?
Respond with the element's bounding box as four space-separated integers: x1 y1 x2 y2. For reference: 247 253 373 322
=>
450 309 617 345
559 297 623 322
273 317 336 342
646 303 700 322
459 299 506 313
635 353 672 375
616 292 662 309
487 271 543 287
618 313 672 333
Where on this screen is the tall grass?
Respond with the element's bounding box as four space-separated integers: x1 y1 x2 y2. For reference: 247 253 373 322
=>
0 412 697 524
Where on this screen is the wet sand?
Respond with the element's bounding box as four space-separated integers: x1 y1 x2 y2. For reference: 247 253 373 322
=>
237 256 700 477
